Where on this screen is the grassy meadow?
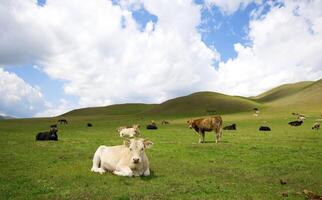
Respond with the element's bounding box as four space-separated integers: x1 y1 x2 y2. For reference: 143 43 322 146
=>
0 109 321 200
1 80 322 199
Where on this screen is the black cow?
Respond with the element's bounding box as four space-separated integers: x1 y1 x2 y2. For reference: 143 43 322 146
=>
259 126 271 131
223 123 236 130
36 127 58 141
87 123 93 127
58 119 68 124
288 120 303 126
146 124 157 130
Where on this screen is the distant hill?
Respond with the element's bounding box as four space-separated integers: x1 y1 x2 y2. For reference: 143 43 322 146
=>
0 115 14 120
253 81 313 103
61 79 322 117
62 103 155 117
265 79 322 110
145 92 261 117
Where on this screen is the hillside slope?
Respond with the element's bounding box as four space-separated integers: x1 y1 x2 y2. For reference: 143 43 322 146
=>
62 103 155 117
254 81 313 103
145 92 261 116
267 79 322 110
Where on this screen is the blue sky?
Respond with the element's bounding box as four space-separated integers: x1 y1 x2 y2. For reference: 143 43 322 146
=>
0 0 321 117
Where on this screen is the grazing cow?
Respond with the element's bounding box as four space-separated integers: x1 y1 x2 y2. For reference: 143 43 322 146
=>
288 120 303 126
312 122 320 130
161 120 170 125
146 124 158 130
36 127 58 141
57 119 68 124
187 116 223 143
91 138 153 177
223 123 236 130
87 123 93 127
118 125 140 138
259 126 271 131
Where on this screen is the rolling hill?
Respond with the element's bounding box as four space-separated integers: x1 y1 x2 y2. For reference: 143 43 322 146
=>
61 79 322 117
266 79 322 110
253 81 313 103
62 103 155 117
145 92 261 116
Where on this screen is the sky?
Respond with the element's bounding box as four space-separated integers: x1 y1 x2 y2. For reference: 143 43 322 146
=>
0 0 322 118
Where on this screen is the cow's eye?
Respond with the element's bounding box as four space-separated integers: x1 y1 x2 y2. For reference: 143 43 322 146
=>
130 148 132 151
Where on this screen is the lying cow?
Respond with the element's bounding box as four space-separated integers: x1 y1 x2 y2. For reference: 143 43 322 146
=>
259 126 271 131
288 120 303 126
146 124 158 130
36 127 58 141
87 123 93 127
187 116 223 143
223 123 236 130
118 125 140 138
117 124 140 132
312 122 320 130
91 138 153 177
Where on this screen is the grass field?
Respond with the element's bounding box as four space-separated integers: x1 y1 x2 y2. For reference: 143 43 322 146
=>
1 108 321 199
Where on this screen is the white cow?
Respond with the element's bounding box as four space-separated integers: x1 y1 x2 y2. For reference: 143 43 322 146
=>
118 125 140 138
91 138 153 177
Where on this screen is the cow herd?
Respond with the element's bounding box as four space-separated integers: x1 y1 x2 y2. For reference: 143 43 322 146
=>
35 112 320 177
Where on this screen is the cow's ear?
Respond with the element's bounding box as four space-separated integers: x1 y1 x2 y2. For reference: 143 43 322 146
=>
144 139 153 149
123 139 131 147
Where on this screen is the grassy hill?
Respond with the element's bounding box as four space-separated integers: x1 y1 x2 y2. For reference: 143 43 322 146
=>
62 103 155 117
267 79 322 111
253 81 313 103
61 79 322 118
145 92 261 117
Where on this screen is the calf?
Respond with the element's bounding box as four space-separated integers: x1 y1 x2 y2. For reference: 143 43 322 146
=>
119 125 140 138
91 138 153 177
187 116 223 143
288 120 303 126
312 122 320 130
259 126 271 131
36 127 58 141
223 123 236 130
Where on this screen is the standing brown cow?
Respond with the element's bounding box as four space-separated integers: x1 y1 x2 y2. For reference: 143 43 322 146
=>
187 116 223 143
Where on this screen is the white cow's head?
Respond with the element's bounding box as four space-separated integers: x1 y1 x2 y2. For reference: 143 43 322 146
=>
124 138 153 164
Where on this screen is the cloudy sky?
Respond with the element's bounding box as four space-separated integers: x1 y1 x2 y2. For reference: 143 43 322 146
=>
1 0 322 118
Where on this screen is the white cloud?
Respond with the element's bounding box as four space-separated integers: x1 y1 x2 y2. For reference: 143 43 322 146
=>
0 0 220 109
214 1 322 96
0 68 47 117
205 0 262 15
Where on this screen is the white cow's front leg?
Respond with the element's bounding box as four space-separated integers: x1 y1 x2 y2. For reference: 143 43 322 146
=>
91 167 106 174
113 166 133 177
143 169 150 176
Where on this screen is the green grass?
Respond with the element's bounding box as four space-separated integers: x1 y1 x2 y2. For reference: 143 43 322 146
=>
1 109 321 199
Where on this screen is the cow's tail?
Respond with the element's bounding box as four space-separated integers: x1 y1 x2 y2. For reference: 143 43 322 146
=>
91 146 103 171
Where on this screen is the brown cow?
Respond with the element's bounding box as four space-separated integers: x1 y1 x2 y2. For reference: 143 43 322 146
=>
187 116 223 143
